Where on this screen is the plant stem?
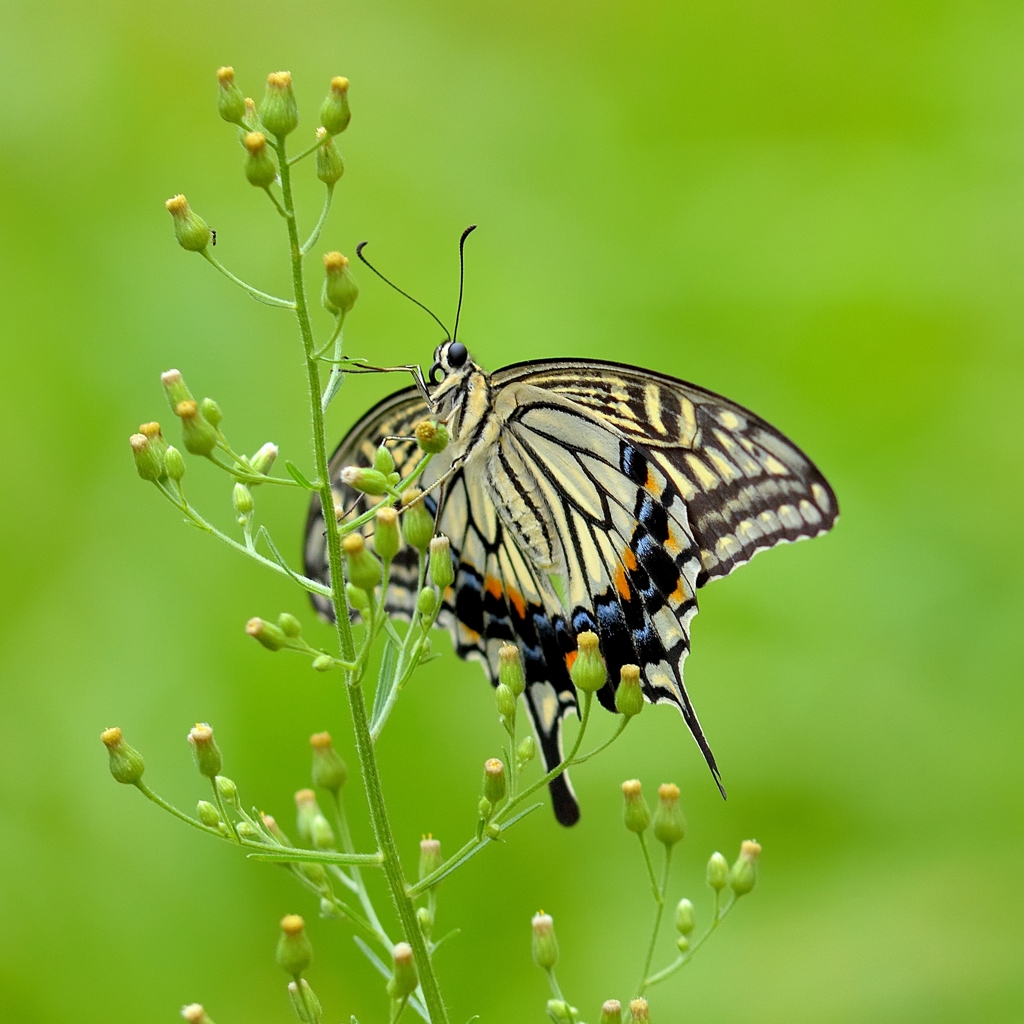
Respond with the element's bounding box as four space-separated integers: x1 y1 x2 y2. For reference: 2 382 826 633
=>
201 250 295 308
636 843 672 997
274 133 449 1024
642 893 737 990
302 183 335 255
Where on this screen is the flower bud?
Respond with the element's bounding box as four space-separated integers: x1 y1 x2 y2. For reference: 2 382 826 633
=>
310 731 348 792
629 998 650 1022
478 797 492 819
495 683 516 719
516 735 536 765
277 612 302 638
388 941 418 999
260 71 298 137
419 835 442 882
276 914 312 975
675 898 695 935
287 979 321 1024
373 506 402 561
342 533 382 592
261 813 291 845
571 631 607 695
216 66 246 125
165 445 186 482
197 800 221 828
139 420 169 460
130 432 164 481
294 788 321 845
242 131 277 188
315 128 345 184
414 419 449 455
340 465 388 496
216 775 238 804
310 813 335 850
246 616 288 651
429 536 454 589
416 905 432 935
416 587 436 616
311 654 333 672
400 490 434 552
546 1001 575 1024
706 851 729 892
100 727 145 785
600 1000 623 1024
483 758 507 805
181 1005 210 1024
233 483 254 516
653 783 685 847
728 840 761 896
621 779 650 834
320 76 351 135
346 582 370 610
165 194 212 252
371 444 395 476
199 398 222 428
300 861 327 888
322 251 358 316
188 723 223 778
498 644 525 697
250 442 278 476
615 664 644 717
174 399 218 457
237 821 259 841
161 368 193 407
531 912 558 970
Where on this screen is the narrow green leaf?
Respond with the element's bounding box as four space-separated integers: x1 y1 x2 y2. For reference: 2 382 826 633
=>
285 459 319 490
370 640 399 734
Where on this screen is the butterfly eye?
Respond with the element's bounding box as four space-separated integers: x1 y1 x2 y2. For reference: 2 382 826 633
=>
428 362 445 385
447 342 468 368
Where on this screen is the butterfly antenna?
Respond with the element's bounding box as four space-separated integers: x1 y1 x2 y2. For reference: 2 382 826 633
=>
355 241 451 339
452 224 477 343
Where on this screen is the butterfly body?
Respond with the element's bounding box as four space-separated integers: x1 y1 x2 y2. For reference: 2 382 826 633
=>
305 343 838 826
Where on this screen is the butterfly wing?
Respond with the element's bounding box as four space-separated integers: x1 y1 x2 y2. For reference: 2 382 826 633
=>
304 386 584 825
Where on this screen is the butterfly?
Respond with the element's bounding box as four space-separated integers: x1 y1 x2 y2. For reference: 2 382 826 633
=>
304 340 838 825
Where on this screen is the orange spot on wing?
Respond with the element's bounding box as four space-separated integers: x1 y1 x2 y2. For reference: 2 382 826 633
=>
565 650 578 671
614 564 631 601
645 468 661 496
508 587 527 619
484 575 503 599
670 579 688 603
622 545 638 571
665 529 681 556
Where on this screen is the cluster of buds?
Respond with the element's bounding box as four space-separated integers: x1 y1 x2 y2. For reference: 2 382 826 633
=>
705 840 761 898
619 779 686 849
244 613 335 672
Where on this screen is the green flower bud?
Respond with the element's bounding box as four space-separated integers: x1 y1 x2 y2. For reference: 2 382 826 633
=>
260 71 299 137
130 432 164 481
320 76 351 135
729 839 761 896
315 128 345 184
300 861 327 888
174 399 218 457
100 727 145 785
546 1001 575 1024
483 758 507 805
340 466 389 496
200 397 222 428
310 812 335 850
294 789 321 845
495 683 516 718
216 66 246 125
165 194 211 252
531 912 558 970
242 130 276 187
261 813 291 846
246 616 288 651
188 723 223 779
233 482 253 516
516 735 536 765
600 1000 623 1024
165 445 186 482
242 96 258 130
161 368 193 408
277 612 302 638
419 835 442 882
429 536 454 590
477 797 492 819
250 442 278 476
653 783 686 847
400 490 434 552
236 821 258 841
196 800 221 828
310 732 348 792
373 444 395 475
571 631 607 695
416 905 432 935
615 663 644 717
215 775 238 808
676 934 690 953
322 251 358 316
484 821 502 840
139 421 169 464
706 851 729 892
311 654 334 672
621 779 650 834
346 583 370 610
674 898 695 936
416 587 436 616
629 998 650 1023
498 644 525 697
388 941 418 999
373 506 402 561
287 979 321 1024
276 914 312 975
342 533 381 592
414 419 449 454
181 1005 214 1024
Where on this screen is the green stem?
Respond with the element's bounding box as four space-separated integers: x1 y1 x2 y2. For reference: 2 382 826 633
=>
636 844 672 997
264 186 288 218
289 134 327 165
334 792 392 947
274 133 449 1024
302 183 335 255
642 893 737 990
637 832 661 903
201 250 295 308
136 782 222 837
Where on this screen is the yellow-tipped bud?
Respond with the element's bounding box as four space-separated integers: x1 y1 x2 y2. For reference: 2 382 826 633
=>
621 779 650 834
165 194 211 252
322 251 358 316
387 942 418 999
429 536 454 589
242 131 277 188
173 399 218 457
483 758 507 805
729 839 761 896
130 432 164 481
400 489 434 552
188 723 223 778
310 731 348 793
217 66 246 125
373 506 402 560
315 128 345 184
653 782 686 846
414 419 449 454
320 75 351 135
100 726 145 785
260 71 298 137
600 1000 623 1024
629 998 650 1023
276 914 312 975
615 663 644 717
419 835 442 882
498 644 525 697
245 616 288 651
342 532 382 592
571 630 607 695
531 912 558 970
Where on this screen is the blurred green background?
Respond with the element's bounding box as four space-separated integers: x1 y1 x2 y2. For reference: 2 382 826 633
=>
1 0 1022 1021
